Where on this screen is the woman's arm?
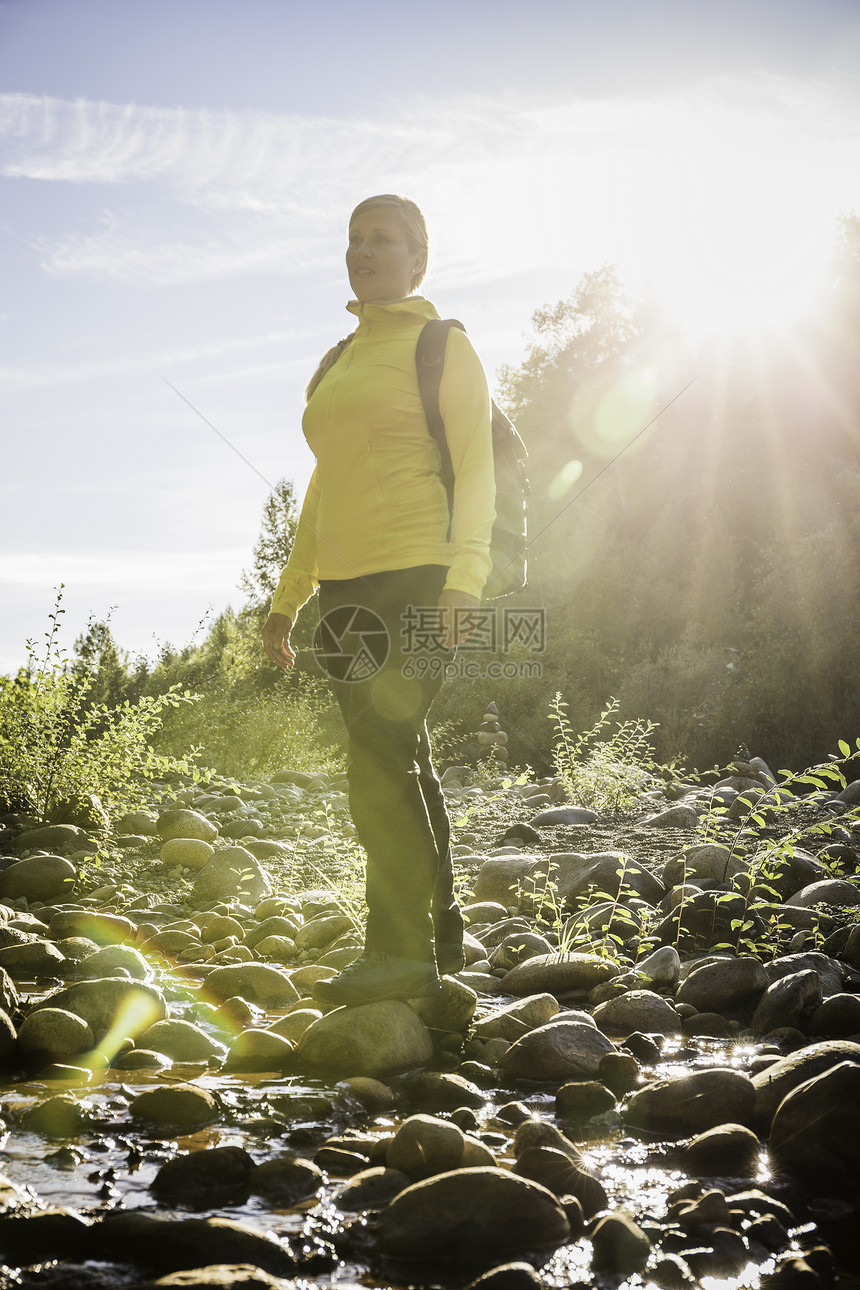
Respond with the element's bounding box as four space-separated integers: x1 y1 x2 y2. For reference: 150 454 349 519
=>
437 328 496 601
270 467 321 623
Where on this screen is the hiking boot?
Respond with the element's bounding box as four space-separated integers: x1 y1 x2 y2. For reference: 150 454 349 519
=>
314 952 442 1007
436 942 466 975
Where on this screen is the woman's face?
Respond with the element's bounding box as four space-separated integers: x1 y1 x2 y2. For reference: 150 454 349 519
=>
346 207 424 302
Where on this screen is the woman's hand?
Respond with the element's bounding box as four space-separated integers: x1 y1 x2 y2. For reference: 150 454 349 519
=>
262 612 296 671
437 589 481 650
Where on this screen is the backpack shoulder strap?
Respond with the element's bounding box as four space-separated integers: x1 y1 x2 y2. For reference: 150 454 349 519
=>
416 319 465 531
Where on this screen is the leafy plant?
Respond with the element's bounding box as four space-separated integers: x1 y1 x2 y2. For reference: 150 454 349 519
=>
0 591 201 822
152 672 341 780
550 694 679 814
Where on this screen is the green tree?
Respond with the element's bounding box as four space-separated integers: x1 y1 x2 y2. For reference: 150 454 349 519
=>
239 478 300 607
73 619 130 709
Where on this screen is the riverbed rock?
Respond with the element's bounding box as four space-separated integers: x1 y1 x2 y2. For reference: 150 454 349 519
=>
139 1019 227 1063
75 944 151 981
528 806 598 826
591 1211 652 1274
501 1018 616 1082
12 824 89 855
662 844 744 886
88 1212 296 1278
750 969 823 1036
160 838 215 869
0 855 77 902
130 1265 292 1288
514 1145 607 1214
471 856 540 905
17 1008 93 1064
750 1038 860 1122
205 964 299 1009
156 809 218 843
592 990 680 1037
401 1071 485 1112
49 910 135 945
333 1165 410 1211
472 994 559 1042
675 956 768 1013
191 848 272 906
141 930 201 958
250 1156 325 1206
386 1114 466 1177
131 1083 220 1130
293 913 354 952
414 976 478 1032
225 1029 293 1072
556 1079 616 1120
682 1123 763 1177
624 1068 756 1135
763 951 843 998
32 977 167 1040
635 945 682 991
0 1007 17 1057
377 1167 570 1273
553 851 664 904
769 1060 860 1197
294 1000 433 1079
21 1093 91 1137
502 953 621 997
787 878 860 909
152 1146 256 1205
807 993 860 1037
0 939 65 978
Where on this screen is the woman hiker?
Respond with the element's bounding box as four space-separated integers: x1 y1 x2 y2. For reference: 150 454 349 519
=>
262 194 496 1006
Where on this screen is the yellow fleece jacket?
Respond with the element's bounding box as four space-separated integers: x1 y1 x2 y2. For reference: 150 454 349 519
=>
271 296 496 623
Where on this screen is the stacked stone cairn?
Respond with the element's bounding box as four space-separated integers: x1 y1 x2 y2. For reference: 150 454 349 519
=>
477 700 508 766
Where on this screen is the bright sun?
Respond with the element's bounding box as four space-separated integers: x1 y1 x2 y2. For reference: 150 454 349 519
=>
655 237 828 342
615 107 837 345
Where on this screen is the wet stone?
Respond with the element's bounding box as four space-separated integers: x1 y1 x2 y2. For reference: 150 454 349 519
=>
225 1028 293 1072
556 1079 616 1120
21 1094 91 1138
131 1083 219 1131
130 1265 296 1288
295 999 433 1080
465 1261 544 1290
377 1167 570 1274
249 1156 324 1205
501 1017 616 1082
17 1007 92 1063
401 1071 485 1111
682 1123 763 1177
151 1146 256 1206
590 1210 652 1274
624 1068 756 1136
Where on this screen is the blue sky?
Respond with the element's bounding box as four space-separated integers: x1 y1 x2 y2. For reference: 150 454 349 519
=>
2 0 859 672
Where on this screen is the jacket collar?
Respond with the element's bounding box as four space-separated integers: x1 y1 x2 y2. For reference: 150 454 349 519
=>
345 295 440 327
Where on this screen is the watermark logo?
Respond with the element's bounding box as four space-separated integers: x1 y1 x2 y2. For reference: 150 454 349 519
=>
313 604 546 683
401 606 546 655
313 605 389 682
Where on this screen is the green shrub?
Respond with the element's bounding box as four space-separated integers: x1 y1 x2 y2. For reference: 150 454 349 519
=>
550 693 678 813
0 597 199 821
152 672 342 780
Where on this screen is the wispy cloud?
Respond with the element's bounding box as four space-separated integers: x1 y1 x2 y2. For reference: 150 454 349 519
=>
2 76 859 290
0 325 307 391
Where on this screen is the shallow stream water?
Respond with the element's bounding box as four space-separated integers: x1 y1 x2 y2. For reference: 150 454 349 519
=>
0 991 825 1290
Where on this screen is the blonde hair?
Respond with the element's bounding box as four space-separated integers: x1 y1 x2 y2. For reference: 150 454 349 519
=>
306 195 429 401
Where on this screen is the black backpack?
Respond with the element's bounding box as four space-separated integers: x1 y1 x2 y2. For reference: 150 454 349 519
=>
416 319 529 599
